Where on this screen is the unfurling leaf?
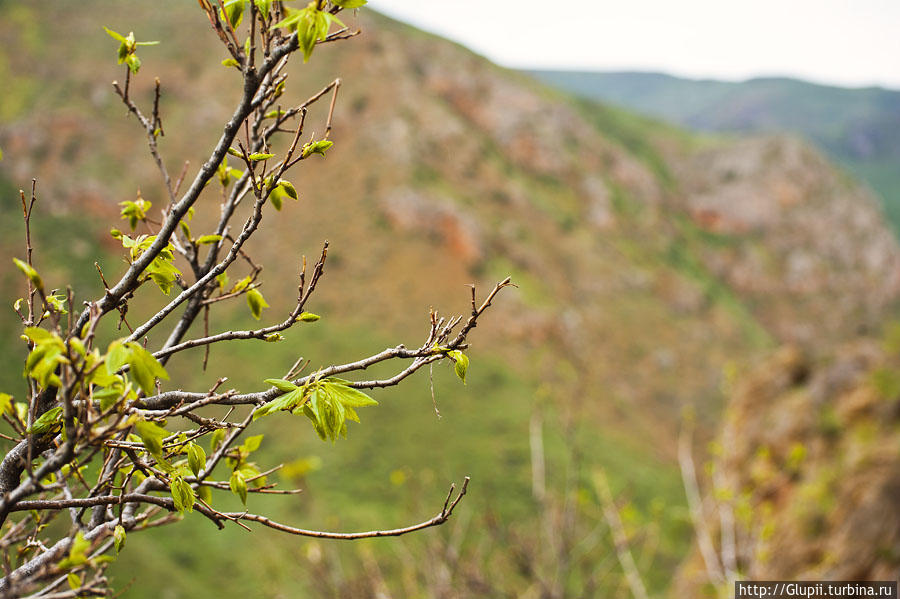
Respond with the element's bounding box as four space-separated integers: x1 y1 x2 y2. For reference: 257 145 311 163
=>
186 442 206 477
119 194 151 231
300 139 333 159
222 58 241 68
297 312 320 322
271 3 339 62
230 470 248 504
103 27 127 44
107 340 169 395
253 388 303 420
265 378 298 393
254 0 272 18
67 572 81 590
135 420 169 457
57 532 90 570
13 258 43 292
328 382 378 408
113 525 126 554
246 288 268 320
23 328 67 388
170 476 195 514
270 192 283 211
279 180 298 200
222 0 246 28
247 152 275 162
448 350 469 384
210 428 226 452
233 276 252 293
216 272 230 292
333 0 367 7
242 434 263 453
29 406 63 434
0 394 12 417
196 234 223 245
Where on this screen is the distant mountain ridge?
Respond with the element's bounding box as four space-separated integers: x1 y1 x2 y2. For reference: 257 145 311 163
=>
527 70 900 230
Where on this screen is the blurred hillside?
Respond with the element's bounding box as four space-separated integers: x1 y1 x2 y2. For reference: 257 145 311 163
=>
528 71 900 231
1 3 900 597
675 339 900 595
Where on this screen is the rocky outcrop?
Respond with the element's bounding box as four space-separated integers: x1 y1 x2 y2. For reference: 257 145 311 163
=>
672 135 900 344
675 341 900 595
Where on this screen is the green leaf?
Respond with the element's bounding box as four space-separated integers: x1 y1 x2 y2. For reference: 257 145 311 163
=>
333 0 367 7
247 152 275 162
253 388 303 420
135 420 168 456
233 276 252 293
216 272 230 292
179 220 192 241
196 234 223 245
242 434 264 453
270 192 283 211
449 350 468 384
264 378 298 393
123 342 169 395
246 288 268 320
301 139 333 158
210 428 226 452
57 532 90 570
67 572 81 590
0 394 12 416
125 53 142 74
254 0 272 18
327 382 377 407
227 147 243 158
265 333 284 342
230 470 248 504
221 58 241 68
119 196 151 231
113 525 126 554
222 0 246 28
186 442 206 477
23 330 67 389
29 406 62 434
106 341 129 375
297 312 320 322
279 180 298 200
170 476 195 514
13 258 43 292
303 404 327 440
103 27 127 43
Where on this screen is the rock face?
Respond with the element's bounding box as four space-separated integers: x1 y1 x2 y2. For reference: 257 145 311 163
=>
672 136 900 344
674 342 900 595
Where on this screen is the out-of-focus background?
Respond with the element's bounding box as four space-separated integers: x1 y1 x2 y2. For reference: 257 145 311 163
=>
1 1 899 596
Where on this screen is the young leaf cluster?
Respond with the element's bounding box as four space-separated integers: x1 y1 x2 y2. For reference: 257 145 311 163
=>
113 231 182 294
272 2 345 62
103 27 159 74
256 377 377 442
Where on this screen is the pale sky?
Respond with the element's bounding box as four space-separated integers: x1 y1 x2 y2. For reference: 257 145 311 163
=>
367 0 900 89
